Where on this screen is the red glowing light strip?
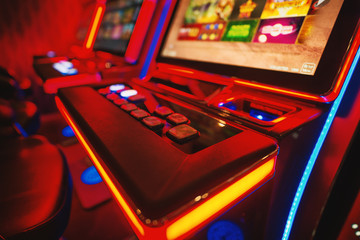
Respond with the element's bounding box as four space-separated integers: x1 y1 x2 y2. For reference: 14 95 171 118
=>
235 80 322 101
84 4 105 50
160 63 324 101
55 97 145 237
56 96 276 239
157 63 234 86
158 64 321 100
235 27 360 102
325 27 360 102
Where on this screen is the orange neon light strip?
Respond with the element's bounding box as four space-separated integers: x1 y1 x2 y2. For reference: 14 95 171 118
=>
85 5 104 49
329 30 360 100
271 116 287 124
168 67 195 75
166 158 275 240
55 97 145 236
233 29 360 102
234 80 321 101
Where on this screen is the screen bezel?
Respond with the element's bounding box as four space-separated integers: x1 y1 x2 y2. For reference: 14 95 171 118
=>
93 0 145 57
156 0 359 96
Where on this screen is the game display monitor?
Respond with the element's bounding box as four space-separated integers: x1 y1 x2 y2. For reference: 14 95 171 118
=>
158 0 359 96
94 0 155 62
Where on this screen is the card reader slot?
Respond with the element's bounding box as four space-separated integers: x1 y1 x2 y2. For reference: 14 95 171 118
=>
243 100 292 122
216 97 297 126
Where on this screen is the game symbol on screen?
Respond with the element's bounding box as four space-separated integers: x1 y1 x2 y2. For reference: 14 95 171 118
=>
229 0 266 20
222 19 259 42
253 17 304 44
261 0 312 19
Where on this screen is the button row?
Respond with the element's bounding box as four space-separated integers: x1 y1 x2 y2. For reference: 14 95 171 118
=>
98 85 199 143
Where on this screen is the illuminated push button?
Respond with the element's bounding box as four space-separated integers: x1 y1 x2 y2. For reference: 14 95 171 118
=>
106 93 120 101
81 166 103 185
53 60 78 75
67 68 78 75
120 89 138 98
98 88 110 95
142 116 164 130
109 84 125 92
166 124 199 143
60 60 73 69
207 220 244 240
121 103 137 112
154 106 173 118
128 94 146 103
113 98 128 106
62 126 75 137
130 109 150 120
166 113 189 125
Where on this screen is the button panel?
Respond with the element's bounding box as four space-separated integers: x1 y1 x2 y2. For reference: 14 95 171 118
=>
98 84 200 144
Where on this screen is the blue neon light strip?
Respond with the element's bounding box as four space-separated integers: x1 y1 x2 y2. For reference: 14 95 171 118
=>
14 122 28 137
139 0 171 79
282 47 360 240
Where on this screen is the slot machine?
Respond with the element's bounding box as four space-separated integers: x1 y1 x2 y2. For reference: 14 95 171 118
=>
33 0 159 94
55 0 360 239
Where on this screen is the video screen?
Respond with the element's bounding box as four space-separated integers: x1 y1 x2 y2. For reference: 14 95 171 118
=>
160 0 344 75
94 0 143 55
